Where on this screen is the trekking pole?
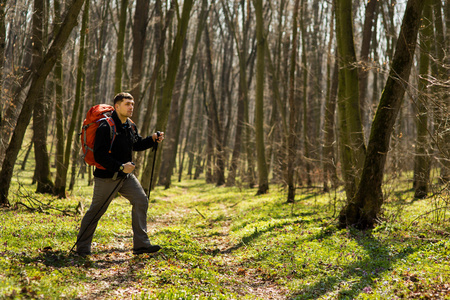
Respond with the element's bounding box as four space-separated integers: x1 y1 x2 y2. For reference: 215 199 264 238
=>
147 131 160 200
69 174 127 253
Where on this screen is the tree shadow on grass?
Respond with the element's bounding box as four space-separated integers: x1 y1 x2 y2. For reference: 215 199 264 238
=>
17 247 156 299
219 216 322 254
289 231 419 299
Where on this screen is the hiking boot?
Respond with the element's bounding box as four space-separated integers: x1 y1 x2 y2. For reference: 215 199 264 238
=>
133 245 161 255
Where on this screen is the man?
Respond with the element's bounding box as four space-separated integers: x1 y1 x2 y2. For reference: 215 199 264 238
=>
76 92 164 256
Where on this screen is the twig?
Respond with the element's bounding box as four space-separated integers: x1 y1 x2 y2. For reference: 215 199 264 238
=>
406 206 450 230
195 208 206 219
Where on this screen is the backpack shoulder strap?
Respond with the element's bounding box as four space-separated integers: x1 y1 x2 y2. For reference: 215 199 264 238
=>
105 117 116 153
128 118 137 135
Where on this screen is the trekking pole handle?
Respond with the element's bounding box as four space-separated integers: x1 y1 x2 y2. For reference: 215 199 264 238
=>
153 131 161 150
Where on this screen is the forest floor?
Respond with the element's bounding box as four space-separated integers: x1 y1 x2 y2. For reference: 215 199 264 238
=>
1 176 450 299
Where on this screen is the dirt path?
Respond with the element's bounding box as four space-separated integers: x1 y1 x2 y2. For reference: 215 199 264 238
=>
77 201 288 299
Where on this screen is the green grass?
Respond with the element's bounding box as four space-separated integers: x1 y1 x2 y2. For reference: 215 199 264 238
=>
1 171 450 299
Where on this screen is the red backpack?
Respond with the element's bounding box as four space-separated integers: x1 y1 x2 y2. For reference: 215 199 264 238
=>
80 104 116 170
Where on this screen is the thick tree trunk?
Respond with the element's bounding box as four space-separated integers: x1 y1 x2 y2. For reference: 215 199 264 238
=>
335 0 366 200
339 0 425 229
413 1 432 199
0 0 86 206
31 0 53 194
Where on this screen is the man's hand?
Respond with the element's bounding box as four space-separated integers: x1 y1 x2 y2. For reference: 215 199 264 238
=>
122 162 135 174
152 131 165 143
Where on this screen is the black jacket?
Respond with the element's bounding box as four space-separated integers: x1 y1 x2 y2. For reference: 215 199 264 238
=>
93 110 155 178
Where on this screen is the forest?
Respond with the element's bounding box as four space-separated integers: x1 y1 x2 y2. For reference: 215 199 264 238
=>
1 0 450 298
1 0 449 227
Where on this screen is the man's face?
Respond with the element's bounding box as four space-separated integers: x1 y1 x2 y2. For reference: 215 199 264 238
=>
115 99 134 119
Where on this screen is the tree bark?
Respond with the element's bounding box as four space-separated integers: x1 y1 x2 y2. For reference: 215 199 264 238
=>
130 0 149 120
31 0 54 194
53 0 66 196
159 0 207 188
413 1 432 199
0 0 86 206
158 39 187 188
358 0 378 126
339 0 425 229
0 0 6 127
323 60 339 192
287 0 300 202
335 0 366 199
69 0 89 191
203 23 226 186
114 0 129 93
253 0 269 195
432 0 450 183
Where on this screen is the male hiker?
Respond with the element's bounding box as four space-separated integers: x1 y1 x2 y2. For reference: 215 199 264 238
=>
76 92 164 256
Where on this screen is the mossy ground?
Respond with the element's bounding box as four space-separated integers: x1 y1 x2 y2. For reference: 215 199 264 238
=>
1 167 450 299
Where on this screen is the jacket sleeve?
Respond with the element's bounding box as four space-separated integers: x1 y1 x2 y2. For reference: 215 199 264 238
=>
94 122 122 172
131 125 156 151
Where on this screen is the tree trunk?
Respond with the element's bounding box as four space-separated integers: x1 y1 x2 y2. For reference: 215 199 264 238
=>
53 0 66 196
300 0 312 187
335 0 366 200
203 22 226 186
69 0 89 191
222 0 251 187
432 0 450 183
254 0 269 195
0 0 6 127
287 0 300 202
57 1 88 198
159 0 207 188
130 0 149 120
139 0 174 136
114 0 129 93
158 39 187 188
31 0 53 194
323 60 339 192
0 0 86 206
141 0 194 193
358 0 378 127
339 0 425 229
413 1 432 199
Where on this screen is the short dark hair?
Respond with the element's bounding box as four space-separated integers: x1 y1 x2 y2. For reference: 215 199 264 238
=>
113 92 134 105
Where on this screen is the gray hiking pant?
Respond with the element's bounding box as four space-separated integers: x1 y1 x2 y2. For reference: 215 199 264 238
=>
76 174 151 253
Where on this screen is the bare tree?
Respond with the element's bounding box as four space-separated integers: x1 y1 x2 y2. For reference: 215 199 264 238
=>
339 0 426 229
0 0 86 206
254 0 269 195
413 0 432 199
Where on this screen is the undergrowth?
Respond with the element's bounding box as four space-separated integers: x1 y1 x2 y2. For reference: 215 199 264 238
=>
1 175 450 299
